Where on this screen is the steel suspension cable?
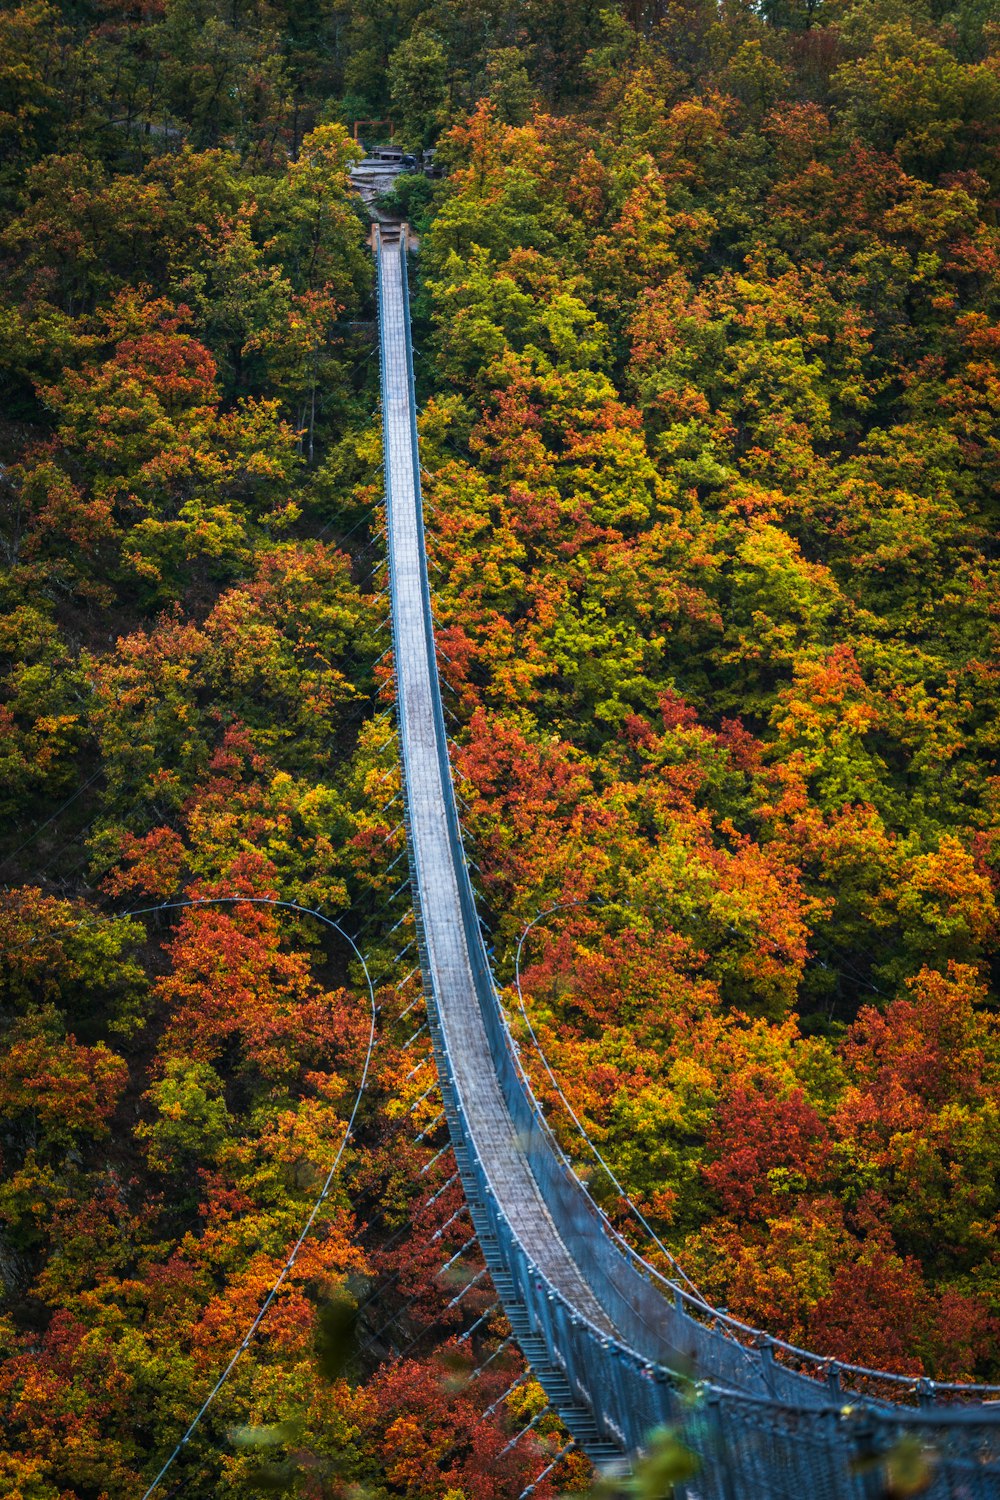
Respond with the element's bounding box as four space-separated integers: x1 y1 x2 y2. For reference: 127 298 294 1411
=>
127 896 378 1500
513 902 888 1296
512 900 716 1312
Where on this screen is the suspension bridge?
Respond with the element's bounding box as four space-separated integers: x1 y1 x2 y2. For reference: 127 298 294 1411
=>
374 221 1000 1498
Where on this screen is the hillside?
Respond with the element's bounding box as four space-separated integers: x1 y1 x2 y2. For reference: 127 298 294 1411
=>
2 3 1000 1497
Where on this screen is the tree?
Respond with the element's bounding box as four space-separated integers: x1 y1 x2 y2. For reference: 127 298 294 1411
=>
388 31 451 150
482 47 534 125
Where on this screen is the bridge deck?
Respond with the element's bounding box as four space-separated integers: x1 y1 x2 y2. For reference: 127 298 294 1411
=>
378 229 615 1337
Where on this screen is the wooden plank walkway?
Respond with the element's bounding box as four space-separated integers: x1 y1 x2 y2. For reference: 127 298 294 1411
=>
378 226 616 1338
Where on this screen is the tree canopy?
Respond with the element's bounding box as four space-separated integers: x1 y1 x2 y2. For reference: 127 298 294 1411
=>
3 1 1000 1495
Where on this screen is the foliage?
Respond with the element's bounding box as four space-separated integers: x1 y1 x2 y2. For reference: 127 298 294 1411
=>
411 0 1000 1387
3 0 1000 1495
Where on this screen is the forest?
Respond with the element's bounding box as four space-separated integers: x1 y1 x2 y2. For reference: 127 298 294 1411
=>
2 0 1000 1496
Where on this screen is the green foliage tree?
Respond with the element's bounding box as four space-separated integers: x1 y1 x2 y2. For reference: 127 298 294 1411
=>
388 30 451 149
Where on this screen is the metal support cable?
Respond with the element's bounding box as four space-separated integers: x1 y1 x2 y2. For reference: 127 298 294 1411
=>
130 897 378 1500
498 1406 551 1458
432 1203 470 1242
458 1302 501 1347
419 1144 451 1177
355 1150 457 1258
427 1171 459 1207
513 902 720 1313
357 1236 480 1357
402 1022 429 1051
391 1267 491 1363
444 1264 488 1311
439 1236 478 1276
395 989 424 1023
483 1372 529 1420
414 1110 445 1143
518 1439 577 1498
0 765 106 870
407 1079 438 1111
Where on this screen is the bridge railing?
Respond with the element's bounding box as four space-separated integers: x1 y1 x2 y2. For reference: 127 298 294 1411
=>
374 225 1000 1496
